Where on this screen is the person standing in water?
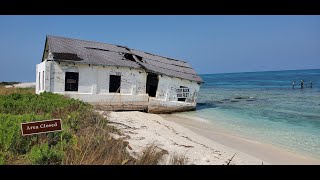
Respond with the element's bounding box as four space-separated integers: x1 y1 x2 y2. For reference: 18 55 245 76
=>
310 81 313 88
301 80 304 89
292 81 295 88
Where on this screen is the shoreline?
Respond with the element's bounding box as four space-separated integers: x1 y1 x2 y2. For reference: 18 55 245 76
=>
161 113 320 165
101 110 320 165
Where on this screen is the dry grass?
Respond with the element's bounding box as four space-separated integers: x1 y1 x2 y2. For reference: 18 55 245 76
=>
0 87 35 95
62 114 183 165
134 145 168 165
169 153 189 165
63 111 132 165
63 117 169 165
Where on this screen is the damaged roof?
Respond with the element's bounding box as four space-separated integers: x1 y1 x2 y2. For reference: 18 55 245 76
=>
44 35 203 83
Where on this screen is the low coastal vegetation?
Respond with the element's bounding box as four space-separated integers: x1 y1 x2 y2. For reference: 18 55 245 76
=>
0 82 20 86
0 86 186 165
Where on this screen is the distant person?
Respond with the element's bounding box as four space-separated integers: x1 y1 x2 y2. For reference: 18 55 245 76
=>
310 81 313 88
301 80 304 89
292 81 295 88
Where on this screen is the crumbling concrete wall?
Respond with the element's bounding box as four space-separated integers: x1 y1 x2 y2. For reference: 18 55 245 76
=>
155 75 200 102
147 74 200 113
37 60 201 113
148 97 196 113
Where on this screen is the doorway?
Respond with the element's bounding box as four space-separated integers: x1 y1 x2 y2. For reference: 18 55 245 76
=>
65 72 79 91
146 73 158 97
109 75 121 93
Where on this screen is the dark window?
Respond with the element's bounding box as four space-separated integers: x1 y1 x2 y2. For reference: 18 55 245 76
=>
178 98 186 102
109 75 121 93
65 72 79 91
146 73 158 97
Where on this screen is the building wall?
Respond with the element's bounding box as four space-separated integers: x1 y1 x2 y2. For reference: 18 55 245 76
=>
36 61 51 94
36 60 201 113
147 75 200 113
44 61 149 105
155 75 200 102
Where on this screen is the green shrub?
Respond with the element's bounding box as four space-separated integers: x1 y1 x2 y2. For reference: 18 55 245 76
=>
27 144 64 165
0 92 94 164
0 114 51 153
0 92 89 115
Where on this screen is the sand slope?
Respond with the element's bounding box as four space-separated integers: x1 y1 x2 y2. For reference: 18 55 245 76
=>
100 111 264 165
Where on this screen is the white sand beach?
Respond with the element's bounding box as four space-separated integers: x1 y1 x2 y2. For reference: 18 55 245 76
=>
100 111 320 165
101 111 262 165
162 113 320 165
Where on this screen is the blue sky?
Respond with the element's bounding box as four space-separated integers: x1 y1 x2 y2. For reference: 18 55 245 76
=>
0 15 319 82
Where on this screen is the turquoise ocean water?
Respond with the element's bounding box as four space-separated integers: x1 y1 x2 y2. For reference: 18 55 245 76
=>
181 69 320 158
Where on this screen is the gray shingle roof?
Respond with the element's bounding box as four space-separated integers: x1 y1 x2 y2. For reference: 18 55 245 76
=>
45 35 203 83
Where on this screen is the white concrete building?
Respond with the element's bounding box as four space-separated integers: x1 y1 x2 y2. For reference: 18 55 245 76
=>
36 35 203 113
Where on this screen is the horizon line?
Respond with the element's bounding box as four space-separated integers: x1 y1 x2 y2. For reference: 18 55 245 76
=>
199 68 320 75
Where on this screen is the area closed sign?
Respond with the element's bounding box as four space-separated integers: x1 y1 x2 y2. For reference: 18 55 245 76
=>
21 119 62 136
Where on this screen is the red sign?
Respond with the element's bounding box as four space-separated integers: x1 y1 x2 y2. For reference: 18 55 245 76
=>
21 119 62 136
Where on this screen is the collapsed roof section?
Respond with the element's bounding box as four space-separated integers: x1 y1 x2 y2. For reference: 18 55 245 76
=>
44 35 204 83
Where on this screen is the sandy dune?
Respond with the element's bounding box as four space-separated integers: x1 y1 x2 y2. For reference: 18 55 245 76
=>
99 111 264 165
